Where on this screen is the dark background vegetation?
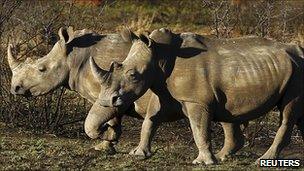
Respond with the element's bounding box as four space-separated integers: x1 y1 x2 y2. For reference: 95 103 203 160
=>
0 0 303 170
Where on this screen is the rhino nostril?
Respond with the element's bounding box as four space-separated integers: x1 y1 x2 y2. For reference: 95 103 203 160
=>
111 94 124 106
15 85 21 92
111 95 119 105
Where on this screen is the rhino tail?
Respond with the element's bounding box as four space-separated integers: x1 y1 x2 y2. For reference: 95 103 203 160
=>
297 43 304 142
296 115 304 142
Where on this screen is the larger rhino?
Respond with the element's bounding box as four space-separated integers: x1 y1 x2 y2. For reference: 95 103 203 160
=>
90 30 304 165
8 27 244 160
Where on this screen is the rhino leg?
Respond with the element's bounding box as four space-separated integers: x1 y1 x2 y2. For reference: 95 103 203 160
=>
84 105 122 154
129 95 161 158
256 91 303 163
215 122 244 161
186 102 216 165
93 118 122 154
128 118 158 157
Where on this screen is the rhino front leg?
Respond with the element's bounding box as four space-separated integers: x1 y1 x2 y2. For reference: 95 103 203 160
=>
215 122 244 161
129 118 158 157
93 117 122 154
84 103 122 154
129 94 161 158
185 102 216 165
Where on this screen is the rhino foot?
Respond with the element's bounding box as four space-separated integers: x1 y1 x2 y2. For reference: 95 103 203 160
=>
215 147 238 162
254 148 277 165
192 157 216 165
215 152 230 162
192 154 216 165
94 141 116 155
255 155 276 165
215 143 244 162
129 146 151 158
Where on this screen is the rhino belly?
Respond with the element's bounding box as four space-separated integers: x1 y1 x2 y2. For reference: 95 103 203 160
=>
217 86 283 122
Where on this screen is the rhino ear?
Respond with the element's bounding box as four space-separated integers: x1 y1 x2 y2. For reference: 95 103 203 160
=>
143 30 151 36
120 27 138 42
139 34 153 47
58 26 74 44
89 57 108 83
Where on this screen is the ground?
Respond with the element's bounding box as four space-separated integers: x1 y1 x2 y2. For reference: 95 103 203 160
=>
0 117 303 170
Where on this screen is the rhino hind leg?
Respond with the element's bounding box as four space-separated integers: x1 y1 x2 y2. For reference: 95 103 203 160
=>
186 102 216 165
256 93 303 163
215 122 245 162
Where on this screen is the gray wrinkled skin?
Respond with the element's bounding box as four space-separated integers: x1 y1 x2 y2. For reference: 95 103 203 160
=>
8 27 243 159
93 29 304 165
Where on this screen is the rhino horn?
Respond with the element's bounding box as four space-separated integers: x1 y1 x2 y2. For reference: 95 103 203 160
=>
7 44 20 69
89 57 108 83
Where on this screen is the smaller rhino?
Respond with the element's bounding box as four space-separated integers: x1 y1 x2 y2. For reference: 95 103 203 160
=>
90 31 304 165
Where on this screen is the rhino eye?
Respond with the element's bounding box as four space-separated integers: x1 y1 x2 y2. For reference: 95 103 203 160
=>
130 73 136 77
38 65 46 72
129 72 139 82
126 69 139 82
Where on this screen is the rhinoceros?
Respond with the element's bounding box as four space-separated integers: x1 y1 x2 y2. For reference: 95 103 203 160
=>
7 27 244 160
90 29 304 165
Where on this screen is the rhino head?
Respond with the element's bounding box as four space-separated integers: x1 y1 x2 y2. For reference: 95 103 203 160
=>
90 28 180 107
90 31 163 108
8 27 74 97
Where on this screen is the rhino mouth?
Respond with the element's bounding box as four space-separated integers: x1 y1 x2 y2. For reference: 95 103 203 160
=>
17 89 33 98
98 96 126 107
28 85 54 97
112 96 124 107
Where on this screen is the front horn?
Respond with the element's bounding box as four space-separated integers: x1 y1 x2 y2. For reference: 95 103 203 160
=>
7 44 20 69
89 56 108 83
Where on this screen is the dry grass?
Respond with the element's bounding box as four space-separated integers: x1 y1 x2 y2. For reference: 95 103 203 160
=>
1 118 303 170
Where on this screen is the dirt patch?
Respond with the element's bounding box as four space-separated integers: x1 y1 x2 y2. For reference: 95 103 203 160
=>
0 118 303 170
